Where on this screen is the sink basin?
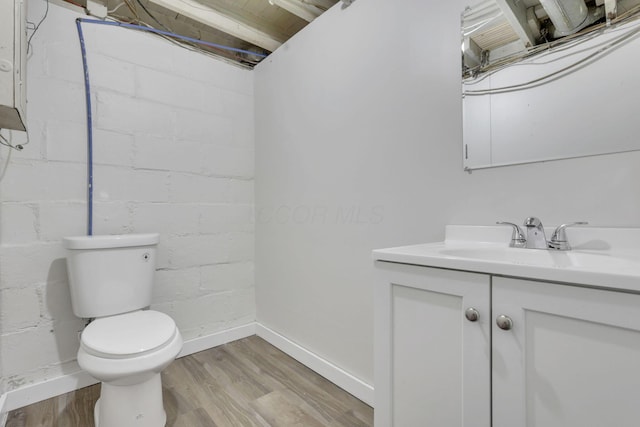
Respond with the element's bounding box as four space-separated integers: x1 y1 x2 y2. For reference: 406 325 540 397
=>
373 225 640 292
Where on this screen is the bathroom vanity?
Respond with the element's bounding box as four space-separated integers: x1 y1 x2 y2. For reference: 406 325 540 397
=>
373 225 640 427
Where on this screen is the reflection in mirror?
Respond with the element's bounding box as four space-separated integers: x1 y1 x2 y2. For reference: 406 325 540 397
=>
461 0 640 170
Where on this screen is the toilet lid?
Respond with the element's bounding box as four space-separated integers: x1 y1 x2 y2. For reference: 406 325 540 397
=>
81 310 177 358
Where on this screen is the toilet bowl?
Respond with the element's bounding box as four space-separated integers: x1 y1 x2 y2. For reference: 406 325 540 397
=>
63 233 183 427
78 310 183 427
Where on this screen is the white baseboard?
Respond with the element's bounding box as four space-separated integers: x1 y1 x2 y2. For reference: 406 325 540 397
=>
178 323 256 358
4 369 97 413
255 323 374 406
2 322 256 414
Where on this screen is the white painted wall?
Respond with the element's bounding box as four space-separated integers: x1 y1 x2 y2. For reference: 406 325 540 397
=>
0 1 254 394
254 0 640 386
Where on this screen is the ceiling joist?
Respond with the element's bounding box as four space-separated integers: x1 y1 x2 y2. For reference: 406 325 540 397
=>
605 0 618 21
305 0 335 9
494 0 538 48
268 0 323 22
147 0 283 51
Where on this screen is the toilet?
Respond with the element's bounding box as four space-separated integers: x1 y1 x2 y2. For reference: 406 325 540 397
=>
63 233 183 427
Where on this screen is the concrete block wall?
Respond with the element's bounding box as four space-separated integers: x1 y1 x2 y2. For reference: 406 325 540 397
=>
0 0 255 393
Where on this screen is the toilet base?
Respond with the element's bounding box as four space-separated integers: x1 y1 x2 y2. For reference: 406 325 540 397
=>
94 373 167 427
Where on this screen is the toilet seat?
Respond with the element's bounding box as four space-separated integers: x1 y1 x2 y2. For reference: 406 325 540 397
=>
81 310 177 359
77 326 182 385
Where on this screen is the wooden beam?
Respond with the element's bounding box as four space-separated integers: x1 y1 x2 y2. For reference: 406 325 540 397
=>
494 0 537 48
268 0 323 22
147 0 283 51
605 0 617 24
303 0 336 10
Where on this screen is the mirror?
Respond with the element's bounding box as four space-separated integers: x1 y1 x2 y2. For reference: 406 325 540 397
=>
461 0 640 170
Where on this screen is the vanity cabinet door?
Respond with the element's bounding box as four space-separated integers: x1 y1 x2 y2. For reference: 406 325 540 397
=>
374 262 491 427
492 277 640 427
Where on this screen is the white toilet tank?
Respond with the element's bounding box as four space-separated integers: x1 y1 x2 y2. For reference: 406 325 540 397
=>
63 233 160 318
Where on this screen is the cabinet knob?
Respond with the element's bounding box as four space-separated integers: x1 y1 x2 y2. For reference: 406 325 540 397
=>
496 314 513 330
465 307 479 322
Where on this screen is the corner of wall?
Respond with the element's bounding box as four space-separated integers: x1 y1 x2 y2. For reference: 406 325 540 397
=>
255 323 374 406
0 392 9 427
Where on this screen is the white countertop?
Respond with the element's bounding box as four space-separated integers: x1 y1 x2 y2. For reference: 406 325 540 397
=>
373 225 640 292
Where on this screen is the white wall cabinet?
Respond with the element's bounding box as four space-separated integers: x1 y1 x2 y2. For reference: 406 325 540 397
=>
375 262 640 427
0 0 27 131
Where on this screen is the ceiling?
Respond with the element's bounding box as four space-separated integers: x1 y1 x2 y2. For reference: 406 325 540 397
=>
70 0 343 67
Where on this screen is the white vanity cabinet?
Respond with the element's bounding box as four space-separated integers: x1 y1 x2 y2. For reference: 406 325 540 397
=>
374 261 491 427
492 277 640 427
375 261 640 427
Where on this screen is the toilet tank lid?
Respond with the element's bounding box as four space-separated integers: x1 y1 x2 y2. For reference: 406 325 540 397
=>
63 233 160 249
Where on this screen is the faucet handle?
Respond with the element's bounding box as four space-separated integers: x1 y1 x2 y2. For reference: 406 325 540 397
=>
549 222 588 251
497 221 526 248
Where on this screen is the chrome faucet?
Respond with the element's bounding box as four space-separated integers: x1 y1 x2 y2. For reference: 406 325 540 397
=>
523 217 548 249
498 218 588 250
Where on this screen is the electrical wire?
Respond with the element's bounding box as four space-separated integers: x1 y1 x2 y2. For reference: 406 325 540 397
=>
465 27 609 86
80 0 268 66
26 0 50 54
464 25 640 95
122 0 141 20
0 130 25 151
512 22 635 67
117 1 255 65
108 2 126 13
107 15 257 67
134 0 172 32
463 10 640 94
464 5 640 84
78 18 267 58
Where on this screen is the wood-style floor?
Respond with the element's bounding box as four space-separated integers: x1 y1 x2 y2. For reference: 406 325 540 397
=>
6 336 373 427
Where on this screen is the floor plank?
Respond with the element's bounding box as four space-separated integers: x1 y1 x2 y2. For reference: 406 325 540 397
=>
6 336 373 427
251 390 327 427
